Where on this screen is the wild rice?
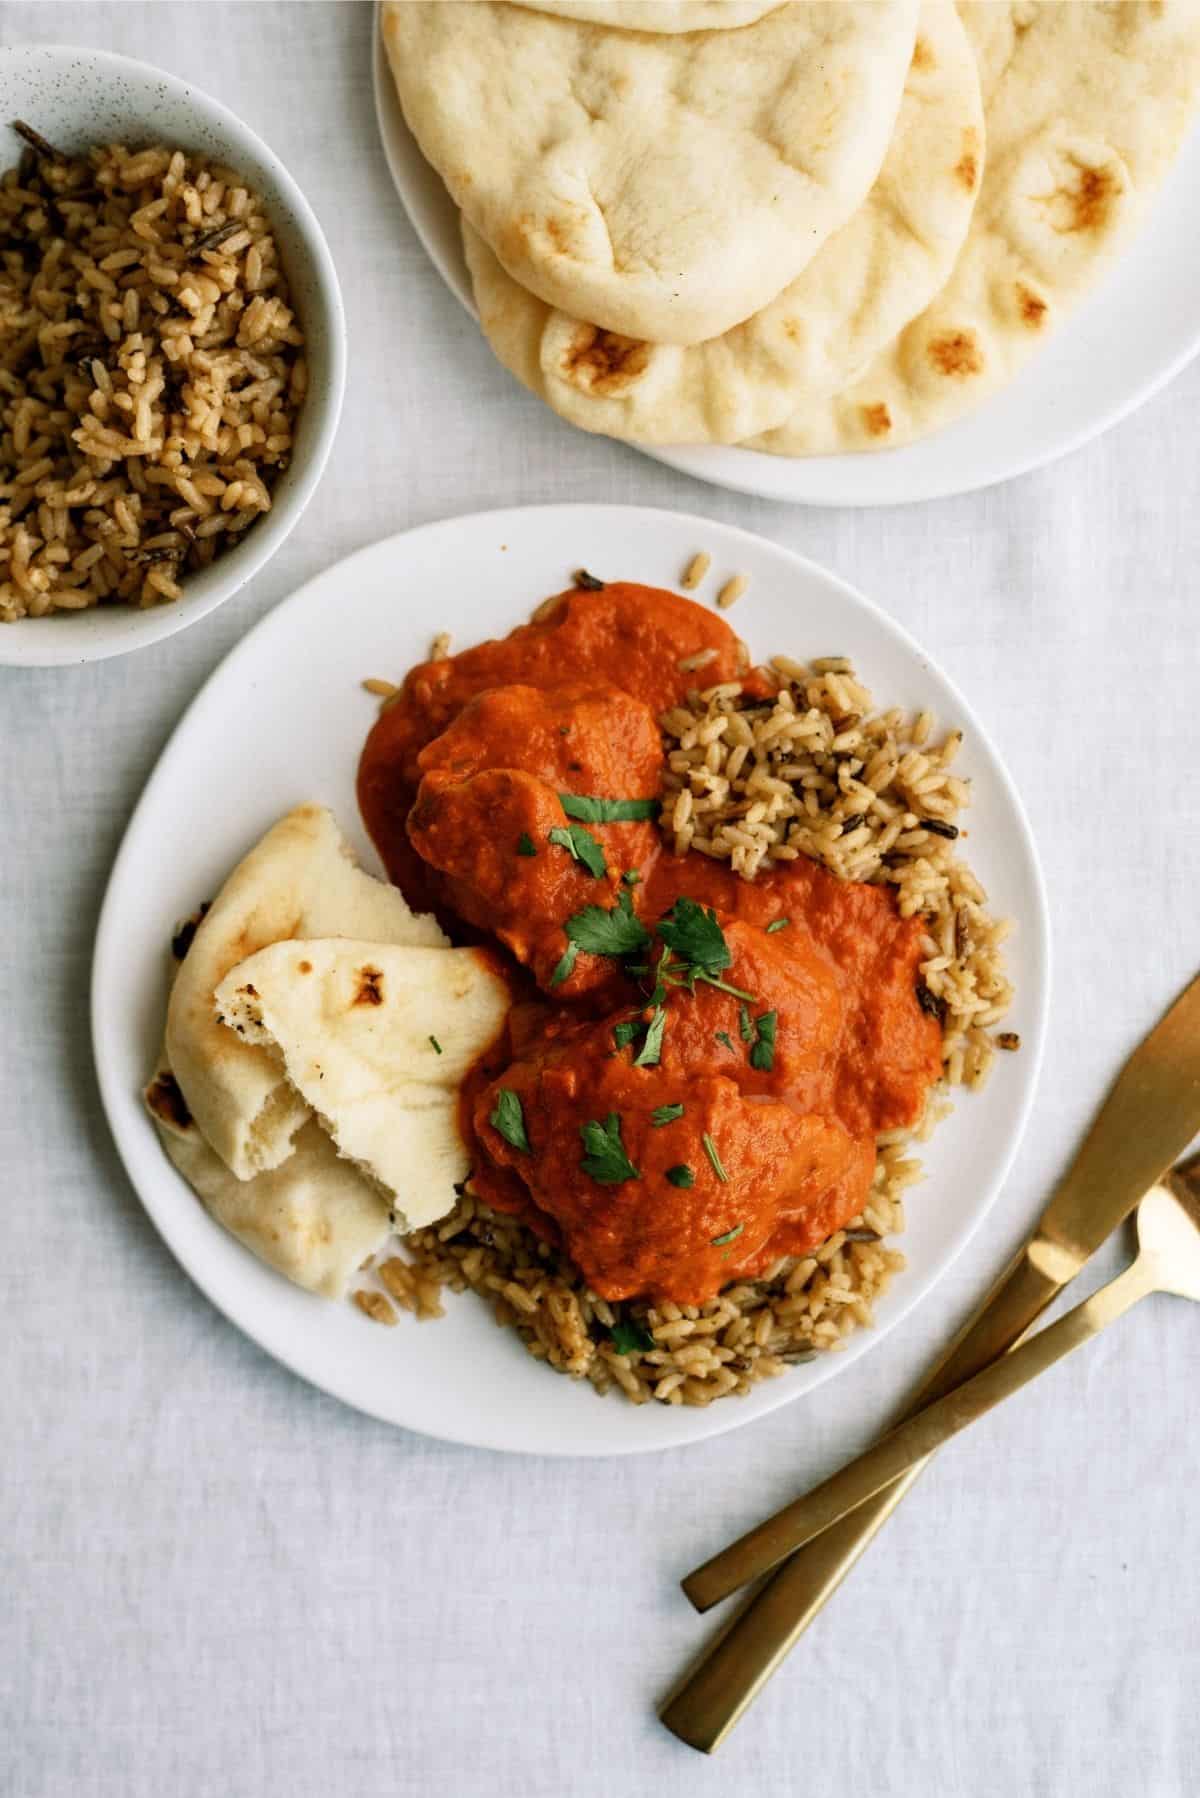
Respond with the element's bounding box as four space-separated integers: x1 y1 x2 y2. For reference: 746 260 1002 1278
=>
353 648 1014 1406
0 130 305 620
353 1289 397 1327
364 1152 916 1407
715 573 749 610
658 655 1013 1093
681 550 710 591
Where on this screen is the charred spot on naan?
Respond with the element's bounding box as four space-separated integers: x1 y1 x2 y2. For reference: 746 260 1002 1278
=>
560 325 651 393
354 965 385 1006
171 903 210 963
146 1069 192 1133
1016 282 1049 329
1064 159 1120 233
954 129 980 193
910 35 935 71
1033 149 1128 239
860 402 892 438
927 329 984 380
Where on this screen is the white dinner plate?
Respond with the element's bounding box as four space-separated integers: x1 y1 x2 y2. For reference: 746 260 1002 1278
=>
92 504 1050 1456
372 9 1200 508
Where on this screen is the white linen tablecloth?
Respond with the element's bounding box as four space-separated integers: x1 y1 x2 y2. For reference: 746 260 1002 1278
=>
3 6 1199 1794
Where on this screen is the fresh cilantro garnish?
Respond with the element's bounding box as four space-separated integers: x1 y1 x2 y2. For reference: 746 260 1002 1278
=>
429 1035 442 1055
657 897 731 977
738 1005 753 1043
580 1112 639 1184
651 1103 684 1127
633 1005 666 1068
748 1010 778 1072
609 1318 654 1355
765 917 789 934
702 1132 728 1183
548 822 607 878
711 1223 743 1246
623 869 641 887
549 941 579 987
559 793 658 823
516 832 537 857
715 1030 736 1054
489 1089 530 1153
653 899 756 1001
613 1019 640 1050
564 899 651 959
666 1165 694 1188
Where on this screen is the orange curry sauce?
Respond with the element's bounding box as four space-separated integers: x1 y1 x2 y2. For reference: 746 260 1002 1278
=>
358 581 941 1306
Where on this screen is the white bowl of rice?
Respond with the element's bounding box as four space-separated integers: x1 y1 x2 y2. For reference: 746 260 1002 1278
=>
0 44 346 666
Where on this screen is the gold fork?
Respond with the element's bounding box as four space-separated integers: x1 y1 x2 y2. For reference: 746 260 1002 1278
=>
663 970 1200 1752
683 1155 1200 1610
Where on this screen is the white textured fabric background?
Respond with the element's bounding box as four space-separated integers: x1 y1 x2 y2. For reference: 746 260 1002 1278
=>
3 5 1199 1795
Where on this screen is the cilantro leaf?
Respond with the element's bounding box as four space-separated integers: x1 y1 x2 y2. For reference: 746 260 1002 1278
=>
609 1318 654 1355
738 1005 753 1043
623 869 641 887
766 917 790 934
548 941 579 988
489 1089 530 1154
656 897 732 978
749 1010 778 1073
580 1112 639 1184
651 1104 684 1127
564 899 651 959
711 1223 743 1246
613 1019 640 1050
548 822 607 878
429 1035 442 1055
715 1030 736 1054
702 1132 729 1183
559 793 658 823
516 833 537 857
666 1165 694 1188
633 1005 666 1068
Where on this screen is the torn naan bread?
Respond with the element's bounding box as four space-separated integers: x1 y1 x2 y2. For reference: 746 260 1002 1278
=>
145 1054 391 1298
751 0 1200 456
465 0 982 444
166 805 445 1183
382 0 919 345
213 940 510 1232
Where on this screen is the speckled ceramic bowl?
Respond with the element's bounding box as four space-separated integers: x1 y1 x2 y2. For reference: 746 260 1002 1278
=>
0 44 346 668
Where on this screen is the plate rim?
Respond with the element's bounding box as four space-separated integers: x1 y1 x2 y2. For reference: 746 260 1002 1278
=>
370 1 1200 509
91 501 1052 1456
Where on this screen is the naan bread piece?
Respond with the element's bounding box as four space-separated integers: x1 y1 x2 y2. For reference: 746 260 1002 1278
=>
508 1 787 29
213 941 510 1231
751 0 1200 456
465 0 982 444
166 806 445 1183
145 1054 391 1298
382 0 919 345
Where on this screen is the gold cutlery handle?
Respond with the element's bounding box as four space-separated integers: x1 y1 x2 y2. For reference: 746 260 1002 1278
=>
663 983 1200 1755
684 1257 1152 1610
663 1247 1062 1750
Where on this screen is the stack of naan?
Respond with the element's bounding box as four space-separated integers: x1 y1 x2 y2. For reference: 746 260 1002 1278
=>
143 805 509 1297
381 0 1200 455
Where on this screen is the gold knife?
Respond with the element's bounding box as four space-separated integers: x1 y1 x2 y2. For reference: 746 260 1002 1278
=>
663 968 1200 1752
